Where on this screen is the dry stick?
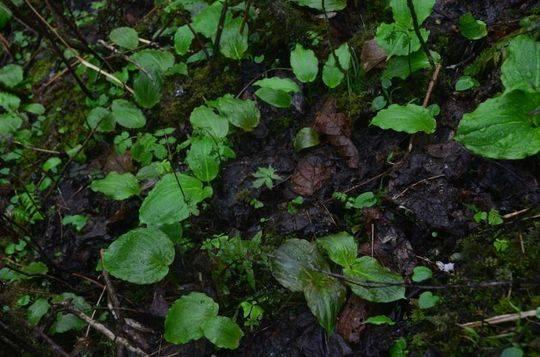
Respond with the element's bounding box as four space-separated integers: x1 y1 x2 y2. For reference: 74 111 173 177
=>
100 250 125 326
503 208 530 219
85 286 107 337
406 0 434 69
214 0 229 53
459 309 537 328
59 303 148 356
13 141 61 155
422 63 442 107
392 174 445 200
239 0 253 34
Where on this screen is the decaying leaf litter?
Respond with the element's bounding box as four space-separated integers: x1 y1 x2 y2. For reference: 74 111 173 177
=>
0 0 539 356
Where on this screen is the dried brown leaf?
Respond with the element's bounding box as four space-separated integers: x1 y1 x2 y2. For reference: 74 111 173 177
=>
337 295 367 344
291 155 333 196
361 39 387 72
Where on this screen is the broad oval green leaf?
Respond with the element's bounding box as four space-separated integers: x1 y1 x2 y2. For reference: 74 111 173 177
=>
290 44 319 83
291 0 346 12
174 25 194 55
293 127 320 151
254 77 300 93
164 292 219 344
455 90 540 159
90 172 140 200
111 99 146 129
102 227 175 284
501 35 539 93
382 50 440 81
133 70 163 109
411 266 432 282
130 49 175 74
344 256 405 303
27 298 50 326
375 23 429 58
86 107 115 132
254 87 292 108
322 43 351 88
317 232 357 268
0 113 22 136
109 27 139 50
202 316 244 349
458 13 487 40
390 0 435 28
192 1 223 39
186 136 220 182
418 291 439 309
220 17 248 60
0 91 20 110
455 76 477 91
190 105 229 138
0 64 23 88
371 103 436 134
207 94 260 131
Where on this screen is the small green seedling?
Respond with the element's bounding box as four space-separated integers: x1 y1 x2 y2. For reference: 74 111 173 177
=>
252 166 282 189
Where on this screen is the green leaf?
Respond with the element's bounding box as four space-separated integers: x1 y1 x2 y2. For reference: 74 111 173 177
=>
22 261 48 275
390 0 435 28
139 173 211 225
130 50 175 74
186 136 220 182
61 215 88 232
207 94 260 131
501 347 524 357
192 1 224 39
411 266 432 282
165 292 219 344
0 91 20 110
24 103 45 115
290 44 319 83
322 43 351 88
0 4 11 29
90 172 140 200
103 227 175 284
220 17 248 60
418 291 439 309
382 50 440 81
501 35 539 93
347 192 378 209
254 87 291 108
458 13 487 40
0 64 23 88
0 113 22 136
272 239 330 292
375 23 429 57
202 316 244 349
27 298 50 326
291 0 347 12
371 103 436 134
134 70 163 109
344 256 405 303
190 105 229 138
365 315 395 325
455 90 540 159
111 99 146 129
317 231 357 268
293 127 320 151
50 313 85 334
174 25 194 55
109 27 139 50
86 107 115 132
455 76 478 91
301 269 346 333
253 77 300 93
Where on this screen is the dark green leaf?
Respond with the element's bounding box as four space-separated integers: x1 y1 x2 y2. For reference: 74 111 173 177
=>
109 27 139 50
293 127 320 151
27 298 50 326
111 99 146 129
371 103 436 134
134 70 163 109
202 316 244 349
501 35 539 93
174 25 194 55
0 64 23 88
411 266 432 282
291 44 319 83
459 13 487 40
418 291 439 309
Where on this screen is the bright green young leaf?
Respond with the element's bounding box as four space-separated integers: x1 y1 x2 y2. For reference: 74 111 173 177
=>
27 298 50 326
272 239 330 292
207 94 260 131
139 173 211 225
174 25 194 55
390 0 435 28
418 291 439 309
109 27 139 50
501 35 539 93
382 50 440 81
365 315 395 325
293 127 320 151
24 103 45 115
134 70 163 109
290 44 319 83
375 23 429 57
317 231 357 268
111 99 146 129
0 64 23 88
90 172 140 200
86 107 115 132
301 269 346 333
455 90 540 159
371 103 436 134
344 256 405 303
130 49 175 74
165 292 219 344
254 87 292 108
291 0 347 12
192 1 224 39
459 13 487 40
186 136 220 182
61 215 88 232
254 77 300 93
202 316 244 349
322 43 351 88
220 17 248 60
0 91 20 110
0 113 22 136
22 261 48 275
455 76 478 91
103 227 175 284
190 105 229 138
411 266 432 282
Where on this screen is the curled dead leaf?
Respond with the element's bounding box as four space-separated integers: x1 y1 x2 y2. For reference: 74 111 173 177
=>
291 155 334 196
361 39 387 72
337 295 367 344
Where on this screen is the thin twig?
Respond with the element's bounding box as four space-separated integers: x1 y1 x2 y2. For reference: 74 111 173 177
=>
459 309 537 328
239 0 253 34
392 174 445 200
214 0 229 53
422 63 442 107
406 0 434 68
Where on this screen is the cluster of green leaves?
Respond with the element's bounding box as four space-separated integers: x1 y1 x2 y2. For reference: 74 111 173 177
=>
456 35 540 159
164 292 243 349
272 232 404 332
